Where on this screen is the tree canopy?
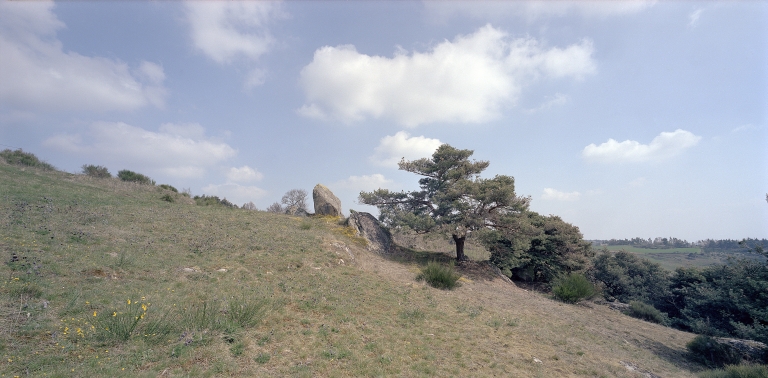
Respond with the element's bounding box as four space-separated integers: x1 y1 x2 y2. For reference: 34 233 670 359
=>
359 144 529 261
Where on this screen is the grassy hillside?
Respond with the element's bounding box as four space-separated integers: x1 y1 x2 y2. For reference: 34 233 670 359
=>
600 245 764 271
0 162 707 377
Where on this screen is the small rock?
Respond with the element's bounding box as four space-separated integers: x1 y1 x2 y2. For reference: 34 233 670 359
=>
182 267 196 273
216 268 227 273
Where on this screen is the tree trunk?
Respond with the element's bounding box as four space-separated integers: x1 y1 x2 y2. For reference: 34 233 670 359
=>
453 234 467 262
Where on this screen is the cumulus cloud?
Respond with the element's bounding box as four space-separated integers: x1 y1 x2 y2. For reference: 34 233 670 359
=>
425 1 654 23
541 188 581 201
201 183 267 206
226 165 263 183
186 1 283 87
298 24 595 126
582 129 701 163
370 131 442 168
332 174 393 192
0 0 167 112
43 122 237 178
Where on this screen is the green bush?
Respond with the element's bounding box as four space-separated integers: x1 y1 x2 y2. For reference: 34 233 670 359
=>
117 169 155 185
0 149 55 170
416 261 461 290
687 335 743 367
552 273 596 303
159 184 178 192
193 195 238 208
627 301 667 324
160 193 175 203
699 364 768 378
81 164 111 178
590 250 671 308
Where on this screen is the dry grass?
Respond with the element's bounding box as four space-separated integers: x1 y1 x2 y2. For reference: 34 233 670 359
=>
0 164 708 377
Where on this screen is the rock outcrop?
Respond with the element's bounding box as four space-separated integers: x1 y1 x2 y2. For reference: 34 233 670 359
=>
348 210 392 254
313 184 342 217
285 205 309 217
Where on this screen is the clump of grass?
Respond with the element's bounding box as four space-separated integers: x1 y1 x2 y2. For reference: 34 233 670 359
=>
254 353 271 364
687 335 742 367
227 297 268 329
0 149 55 170
416 261 461 290
551 273 596 303
93 299 150 342
627 301 667 325
160 193 175 203
699 363 768 378
117 170 155 185
399 309 425 322
81 164 111 178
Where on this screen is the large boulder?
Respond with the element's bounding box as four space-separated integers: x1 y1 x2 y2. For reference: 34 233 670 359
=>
348 210 392 254
313 184 342 217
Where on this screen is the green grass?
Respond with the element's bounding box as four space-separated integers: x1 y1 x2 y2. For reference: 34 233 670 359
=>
603 245 744 270
0 162 707 377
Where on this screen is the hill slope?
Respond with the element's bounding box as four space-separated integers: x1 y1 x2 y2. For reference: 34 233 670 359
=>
0 163 703 377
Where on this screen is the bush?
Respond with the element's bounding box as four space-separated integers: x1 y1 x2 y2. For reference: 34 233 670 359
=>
590 250 671 309
416 261 461 290
82 164 111 178
266 202 283 213
627 301 667 324
552 273 596 303
688 335 743 367
242 202 258 211
117 170 155 185
699 364 768 378
159 184 178 192
281 189 308 211
193 195 237 208
160 193 175 203
1 149 55 170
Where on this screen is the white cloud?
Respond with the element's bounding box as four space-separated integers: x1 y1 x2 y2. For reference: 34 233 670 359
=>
298 24 595 126
582 129 702 163
185 1 283 87
425 1 654 23
332 174 393 192
541 188 581 201
0 0 167 112
370 131 442 168
526 93 569 113
202 183 267 206
226 165 263 183
731 124 756 133
688 8 704 27
43 122 237 178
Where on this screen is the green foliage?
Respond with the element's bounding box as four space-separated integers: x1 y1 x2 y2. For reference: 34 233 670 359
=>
687 335 743 367
552 273 596 303
590 250 671 308
699 364 768 378
193 195 238 208
227 297 268 329
416 261 461 290
117 169 155 185
254 353 271 364
360 144 529 261
668 260 768 343
627 301 667 325
160 193 175 203
159 184 178 192
1 149 55 170
81 164 111 178
487 212 594 284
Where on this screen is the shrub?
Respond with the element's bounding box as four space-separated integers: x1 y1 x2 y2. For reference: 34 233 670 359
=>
266 202 283 213
242 202 258 211
627 301 667 324
687 335 743 367
416 261 461 290
552 273 596 303
159 184 178 192
160 193 175 203
117 169 155 185
281 189 308 211
193 195 238 208
590 250 671 308
0 149 55 170
699 364 768 378
82 164 111 178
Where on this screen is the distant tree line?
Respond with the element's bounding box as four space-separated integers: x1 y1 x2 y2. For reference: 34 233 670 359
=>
590 237 768 252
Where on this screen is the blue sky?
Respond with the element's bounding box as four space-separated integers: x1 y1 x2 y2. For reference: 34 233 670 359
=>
0 1 765 241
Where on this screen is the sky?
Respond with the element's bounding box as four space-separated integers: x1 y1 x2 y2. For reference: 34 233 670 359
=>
0 0 766 242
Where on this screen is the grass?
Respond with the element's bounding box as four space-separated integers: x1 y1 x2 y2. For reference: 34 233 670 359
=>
0 162 710 377
602 245 752 271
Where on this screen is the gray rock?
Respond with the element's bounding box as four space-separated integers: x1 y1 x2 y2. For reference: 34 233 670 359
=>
313 184 342 217
714 337 768 363
285 205 309 217
348 210 392 254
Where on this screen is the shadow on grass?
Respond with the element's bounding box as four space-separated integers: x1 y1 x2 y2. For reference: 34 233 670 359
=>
382 244 502 284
